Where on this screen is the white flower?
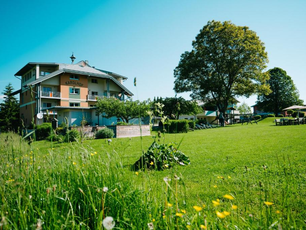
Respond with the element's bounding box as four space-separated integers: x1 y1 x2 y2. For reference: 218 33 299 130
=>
102 216 115 230
103 187 109 193
163 177 171 182
174 157 178 161
179 162 185 166
148 222 154 230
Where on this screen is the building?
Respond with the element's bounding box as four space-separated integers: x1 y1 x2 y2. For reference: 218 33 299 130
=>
13 57 133 127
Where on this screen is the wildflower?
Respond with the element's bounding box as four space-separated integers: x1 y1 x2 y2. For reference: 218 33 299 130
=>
212 200 220 206
94 152 97 155
276 210 281 214
228 176 231 179
181 209 186 213
232 205 238 210
213 185 217 188
29 195 32 199
223 194 234 200
163 177 171 182
73 162 77 165
174 175 180 180
186 225 191 229
107 139 112 145
179 162 185 166
216 211 226 218
102 216 115 230
176 213 183 217
164 164 169 168
91 153 94 156
152 219 155 222
35 219 43 230
67 180 70 183
147 222 154 230
135 172 139 175
264 201 274 206
150 162 154 165
167 203 173 207
202 204 206 208
223 211 230 216
200 225 207 229
103 187 109 193
193 205 202 212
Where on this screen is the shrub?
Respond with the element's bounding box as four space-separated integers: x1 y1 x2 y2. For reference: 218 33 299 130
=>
95 128 114 139
64 129 80 142
292 111 305 118
132 141 190 171
267 114 275 117
117 121 130 126
166 120 189 133
254 115 261 120
36 123 52 140
188 120 195 129
277 114 284 117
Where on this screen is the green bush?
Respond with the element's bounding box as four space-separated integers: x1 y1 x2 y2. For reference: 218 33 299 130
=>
166 120 189 133
36 123 52 140
292 111 305 118
117 121 130 126
254 115 261 120
267 114 275 117
132 141 190 171
64 129 80 142
188 120 195 129
95 128 114 139
277 114 284 117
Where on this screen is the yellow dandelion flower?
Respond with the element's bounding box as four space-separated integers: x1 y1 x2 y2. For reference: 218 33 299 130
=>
152 219 155 222
67 180 70 183
73 162 77 165
150 162 154 165
187 225 191 229
223 194 234 200
181 209 186 213
264 201 274 206
276 210 281 214
163 215 166 219
167 203 173 207
213 185 217 188
228 176 231 179
135 172 139 175
200 225 207 229
202 204 206 208
193 205 202 212
212 200 220 206
175 213 183 217
217 199 220 202
91 153 94 156
232 205 238 210
223 211 230 216
94 152 97 155
216 211 226 218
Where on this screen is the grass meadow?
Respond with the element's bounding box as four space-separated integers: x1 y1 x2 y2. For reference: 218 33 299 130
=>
1 117 306 229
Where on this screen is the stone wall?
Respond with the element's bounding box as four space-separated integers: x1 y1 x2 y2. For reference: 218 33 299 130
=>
115 125 150 138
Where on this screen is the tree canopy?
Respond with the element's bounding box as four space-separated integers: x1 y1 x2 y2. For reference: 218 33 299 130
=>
256 67 303 115
95 97 150 123
237 102 251 115
0 83 20 132
153 97 202 119
174 20 271 115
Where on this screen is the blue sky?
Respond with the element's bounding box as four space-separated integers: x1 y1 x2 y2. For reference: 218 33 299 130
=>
1 0 305 107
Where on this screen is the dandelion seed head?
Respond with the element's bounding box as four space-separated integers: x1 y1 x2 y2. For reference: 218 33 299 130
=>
102 216 115 230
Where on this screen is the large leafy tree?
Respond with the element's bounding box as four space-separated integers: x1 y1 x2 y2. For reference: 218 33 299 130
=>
153 97 202 119
256 67 303 115
174 20 271 115
96 97 150 123
0 83 20 132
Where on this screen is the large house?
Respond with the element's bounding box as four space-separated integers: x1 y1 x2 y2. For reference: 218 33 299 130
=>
13 57 133 127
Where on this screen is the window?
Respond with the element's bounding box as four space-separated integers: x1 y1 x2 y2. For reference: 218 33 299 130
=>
70 103 80 107
91 79 98 83
91 91 98 96
70 75 79 80
40 71 50 76
43 103 52 108
69 87 80 94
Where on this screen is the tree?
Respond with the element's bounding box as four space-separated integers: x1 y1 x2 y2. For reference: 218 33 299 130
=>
174 20 271 116
0 83 20 132
153 97 202 119
256 67 303 115
95 97 150 123
237 102 251 115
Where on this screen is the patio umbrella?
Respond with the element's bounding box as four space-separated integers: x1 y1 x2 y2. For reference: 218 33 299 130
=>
282 105 306 118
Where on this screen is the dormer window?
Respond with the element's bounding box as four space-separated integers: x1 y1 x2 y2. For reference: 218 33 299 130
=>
70 75 79 80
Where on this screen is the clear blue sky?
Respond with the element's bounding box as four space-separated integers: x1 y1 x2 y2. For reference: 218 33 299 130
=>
1 0 305 107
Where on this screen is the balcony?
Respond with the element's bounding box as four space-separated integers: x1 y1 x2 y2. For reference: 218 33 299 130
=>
41 108 57 115
41 91 61 99
87 95 104 101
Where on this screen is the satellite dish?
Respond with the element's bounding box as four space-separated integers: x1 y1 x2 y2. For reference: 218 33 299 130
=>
37 113 43 119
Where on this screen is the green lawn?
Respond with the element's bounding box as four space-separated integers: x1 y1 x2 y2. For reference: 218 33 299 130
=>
1 118 306 229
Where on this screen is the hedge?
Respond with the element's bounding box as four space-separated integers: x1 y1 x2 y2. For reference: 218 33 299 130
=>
166 120 189 133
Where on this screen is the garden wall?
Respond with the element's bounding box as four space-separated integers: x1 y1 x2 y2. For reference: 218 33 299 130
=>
108 125 150 138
